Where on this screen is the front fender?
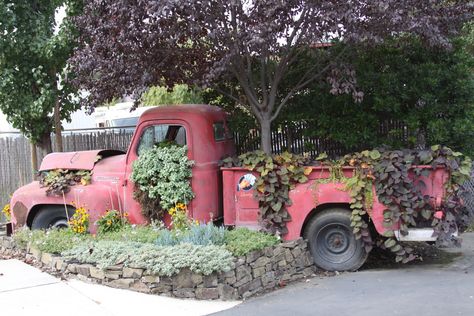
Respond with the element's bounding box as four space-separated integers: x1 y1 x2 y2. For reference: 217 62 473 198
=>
10 181 120 231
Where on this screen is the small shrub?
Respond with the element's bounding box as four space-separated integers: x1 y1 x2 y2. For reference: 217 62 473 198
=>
155 229 178 246
155 223 226 246
12 227 90 254
168 203 195 231
62 240 233 276
12 226 39 249
32 229 91 254
181 223 226 246
96 210 128 235
225 228 279 256
100 225 161 243
131 145 194 220
68 206 90 234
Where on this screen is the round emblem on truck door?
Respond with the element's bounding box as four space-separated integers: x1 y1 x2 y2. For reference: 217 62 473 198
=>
237 174 257 191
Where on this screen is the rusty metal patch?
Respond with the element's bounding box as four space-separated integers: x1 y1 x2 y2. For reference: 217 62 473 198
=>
12 201 28 228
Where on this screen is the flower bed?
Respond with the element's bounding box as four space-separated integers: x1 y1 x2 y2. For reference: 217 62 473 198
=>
0 234 315 300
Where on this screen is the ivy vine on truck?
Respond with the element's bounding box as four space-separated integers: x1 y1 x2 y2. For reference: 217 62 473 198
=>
8 104 472 271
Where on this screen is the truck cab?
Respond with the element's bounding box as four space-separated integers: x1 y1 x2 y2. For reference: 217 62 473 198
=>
9 104 234 231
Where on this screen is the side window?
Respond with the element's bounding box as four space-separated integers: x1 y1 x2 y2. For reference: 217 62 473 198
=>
137 124 187 155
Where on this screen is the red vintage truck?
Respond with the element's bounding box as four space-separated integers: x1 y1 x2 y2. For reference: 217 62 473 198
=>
9 104 449 271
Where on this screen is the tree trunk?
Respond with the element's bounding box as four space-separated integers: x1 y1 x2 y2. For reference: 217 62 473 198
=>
260 118 272 154
414 127 427 150
54 98 63 152
36 132 52 163
30 142 38 177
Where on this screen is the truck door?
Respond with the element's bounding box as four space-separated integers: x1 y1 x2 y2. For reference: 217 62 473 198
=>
123 120 191 224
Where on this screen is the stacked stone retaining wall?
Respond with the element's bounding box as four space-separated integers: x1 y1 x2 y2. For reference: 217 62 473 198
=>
0 236 315 300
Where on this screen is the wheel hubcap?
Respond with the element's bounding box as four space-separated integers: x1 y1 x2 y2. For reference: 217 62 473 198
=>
326 231 349 254
315 223 356 264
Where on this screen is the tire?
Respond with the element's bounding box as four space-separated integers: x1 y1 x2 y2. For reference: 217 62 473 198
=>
31 205 74 230
304 208 368 271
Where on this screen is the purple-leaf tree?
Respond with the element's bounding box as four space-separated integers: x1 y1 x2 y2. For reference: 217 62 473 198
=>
71 0 472 154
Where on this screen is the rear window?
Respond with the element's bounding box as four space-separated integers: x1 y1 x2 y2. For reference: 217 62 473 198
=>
213 121 233 141
213 122 226 141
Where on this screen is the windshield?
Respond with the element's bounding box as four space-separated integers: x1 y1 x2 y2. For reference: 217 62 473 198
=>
109 117 140 127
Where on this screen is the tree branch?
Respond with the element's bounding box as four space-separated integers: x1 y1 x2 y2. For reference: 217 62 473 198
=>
270 46 349 122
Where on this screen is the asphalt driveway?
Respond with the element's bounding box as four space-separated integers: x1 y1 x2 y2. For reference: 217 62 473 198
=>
212 233 474 316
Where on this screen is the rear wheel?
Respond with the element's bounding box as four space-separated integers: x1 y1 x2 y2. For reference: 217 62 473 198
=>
31 205 74 230
304 208 368 271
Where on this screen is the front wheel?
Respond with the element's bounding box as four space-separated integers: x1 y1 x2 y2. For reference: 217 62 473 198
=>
304 208 368 271
31 205 74 230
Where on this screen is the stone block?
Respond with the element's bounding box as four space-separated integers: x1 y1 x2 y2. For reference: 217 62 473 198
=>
151 284 172 294
261 271 275 285
252 267 266 278
233 274 251 287
173 288 195 299
246 250 262 263
106 264 123 271
284 249 294 262
277 260 287 268
108 278 134 289
41 252 53 267
273 245 284 257
67 263 78 273
195 287 219 300
251 256 270 268
123 267 143 279
234 257 246 267
51 257 61 271
90 267 106 280
30 247 42 261
191 273 203 285
303 267 314 277
174 269 195 289
263 247 274 257
281 240 298 248
203 274 218 287
303 252 314 266
131 281 151 293
76 264 92 277
218 284 238 301
105 270 122 280
225 275 237 285
264 281 277 290
235 265 251 281
238 278 262 296
290 273 304 281
142 275 160 283
291 247 302 258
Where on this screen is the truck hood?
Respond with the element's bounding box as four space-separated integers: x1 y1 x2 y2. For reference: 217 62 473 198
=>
39 149 125 171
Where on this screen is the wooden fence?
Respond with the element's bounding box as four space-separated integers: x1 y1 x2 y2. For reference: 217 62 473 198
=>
0 130 133 212
1 122 473 223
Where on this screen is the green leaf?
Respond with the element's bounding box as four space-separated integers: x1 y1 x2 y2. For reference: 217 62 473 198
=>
271 201 283 212
316 153 328 161
369 150 381 160
421 209 431 220
384 238 397 248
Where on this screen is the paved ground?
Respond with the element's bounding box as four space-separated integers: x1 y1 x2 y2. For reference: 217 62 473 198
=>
212 233 474 316
0 259 240 316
